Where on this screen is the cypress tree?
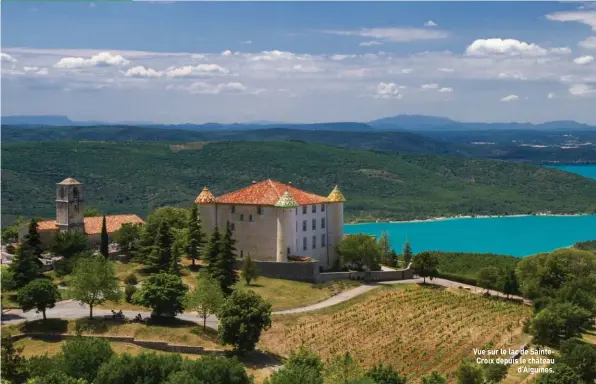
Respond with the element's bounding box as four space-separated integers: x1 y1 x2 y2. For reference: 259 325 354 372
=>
25 219 43 259
147 221 174 271
169 238 182 275
100 215 109 259
187 204 205 267
215 221 238 295
402 239 413 266
8 242 40 289
204 227 221 277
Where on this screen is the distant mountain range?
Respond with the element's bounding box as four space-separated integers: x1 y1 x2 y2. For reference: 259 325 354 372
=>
3 114 594 131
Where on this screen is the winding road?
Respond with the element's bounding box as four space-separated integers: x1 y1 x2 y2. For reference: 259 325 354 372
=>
1 277 526 328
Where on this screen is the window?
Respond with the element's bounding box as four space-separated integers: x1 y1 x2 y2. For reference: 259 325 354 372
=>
295 208 298 214
302 220 307 231
73 187 79 199
312 236 316 249
231 205 236 214
321 218 326 229
312 219 316 230
312 205 316 213
257 206 263 215
231 223 235 231
321 204 325 212
287 247 290 255
59 187 65 199
303 237 307 251
249 215 254 222
322 234 326 247
296 221 298 232
301 206 307 214
240 250 243 258
240 214 244 221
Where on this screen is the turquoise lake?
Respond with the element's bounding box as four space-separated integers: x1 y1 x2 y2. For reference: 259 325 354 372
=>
344 164 596 257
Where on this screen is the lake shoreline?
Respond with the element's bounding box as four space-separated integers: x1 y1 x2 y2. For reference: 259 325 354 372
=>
347 212 593 225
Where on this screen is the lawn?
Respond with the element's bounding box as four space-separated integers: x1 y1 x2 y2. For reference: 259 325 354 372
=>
259 283 532 382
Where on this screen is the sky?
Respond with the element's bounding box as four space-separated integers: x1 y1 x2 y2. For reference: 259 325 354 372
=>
1 1 596 124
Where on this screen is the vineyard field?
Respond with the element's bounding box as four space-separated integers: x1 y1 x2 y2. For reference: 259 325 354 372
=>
260 284 532 383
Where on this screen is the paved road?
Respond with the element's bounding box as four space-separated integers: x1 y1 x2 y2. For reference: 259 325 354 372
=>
2 277 527 328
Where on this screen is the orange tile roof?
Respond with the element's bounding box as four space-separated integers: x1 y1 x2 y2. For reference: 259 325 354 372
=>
215 179 328 206
36 215 144 235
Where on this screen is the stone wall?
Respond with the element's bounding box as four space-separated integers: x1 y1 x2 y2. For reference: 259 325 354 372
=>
234 259 320 282
317 268 414 283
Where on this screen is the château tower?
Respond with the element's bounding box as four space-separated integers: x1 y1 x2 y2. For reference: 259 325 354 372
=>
56 177 85 232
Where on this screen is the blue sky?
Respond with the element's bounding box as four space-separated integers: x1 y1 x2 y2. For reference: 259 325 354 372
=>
2 1 596 124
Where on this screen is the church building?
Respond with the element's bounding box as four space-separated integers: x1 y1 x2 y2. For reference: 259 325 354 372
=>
18 178 144 246
195 179 345 269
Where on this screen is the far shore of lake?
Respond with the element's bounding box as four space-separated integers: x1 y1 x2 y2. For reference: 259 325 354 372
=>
347 212 593 225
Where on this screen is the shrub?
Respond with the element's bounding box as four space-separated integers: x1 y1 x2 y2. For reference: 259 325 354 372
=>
61 337 114 382
124 284 137 303
124 273 138 285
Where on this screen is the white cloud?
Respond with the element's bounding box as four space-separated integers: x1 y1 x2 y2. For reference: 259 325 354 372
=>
546 11 596 30
465 38 568 56
54 52 130 69
573 55 594 64
360 41 383 47
240 40 252 45
547 92 556 99
289 64 322 73
23 66 39 72
323 28 449 43
569 83 596 96
579 36 596 49
330 54 356 61
438 67 454 73
165 64 229 78
1 53 17 62
374 82 404 99
421 83 439 89
388 68 413 75
438 87 453 93
191 54 206 60
497 72 527 80
424 20 438 27
500 94 519 102
221 50 233 56
169 81 248 95
249 50 311 61
36 68 49 76
124 66 163 78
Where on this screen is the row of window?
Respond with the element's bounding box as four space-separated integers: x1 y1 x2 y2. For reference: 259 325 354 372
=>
230 206 264 215
301 234 326 250
298 218 326 232
297 204 325 215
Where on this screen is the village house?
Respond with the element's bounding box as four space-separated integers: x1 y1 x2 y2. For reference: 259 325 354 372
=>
195 179 345 270
18 178 144 246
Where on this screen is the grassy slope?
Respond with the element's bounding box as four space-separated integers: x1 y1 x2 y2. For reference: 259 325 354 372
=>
3 140 596 225
434 252 521 278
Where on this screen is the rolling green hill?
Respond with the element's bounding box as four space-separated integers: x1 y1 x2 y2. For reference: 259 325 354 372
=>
3 140 596 225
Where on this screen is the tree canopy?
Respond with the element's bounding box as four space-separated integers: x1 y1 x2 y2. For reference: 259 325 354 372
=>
338 234 382 271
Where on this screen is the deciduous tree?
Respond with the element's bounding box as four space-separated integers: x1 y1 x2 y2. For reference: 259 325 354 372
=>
112 223 142 258
337 234 382 271
68 255 120 319
17 279 60 320
1 332 27 384
265 347 324 384
185 272 224 331
476 267 500 293
241 255 260 286
50 230 90 259
455 359 483 384
133 273 188 317
61 337 114 382
324 352 363 384
411 251 439 284
218 289 272 354
536 363 581 384
364 363 406 384
421 372 448 384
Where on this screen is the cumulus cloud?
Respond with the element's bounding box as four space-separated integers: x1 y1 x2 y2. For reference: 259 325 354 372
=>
1 53 17 62
500 94 520 102
573 55 594 64
23 66 39 72
424 20 438 27
124 66 163 78
438 67 454 72
547 92 556 99
330 54 356 61
438 87 453 93
169 81 248 95
250 50 309 61
360 41 383 47
323 27 449 43
579 36 596 49
569 83 596 96
465 38 568 56
165 64 229 78
54 52 130 69
221 50 233 56
374 82 405 99
546 11 596 30
497 72 527 80
421 83 439 89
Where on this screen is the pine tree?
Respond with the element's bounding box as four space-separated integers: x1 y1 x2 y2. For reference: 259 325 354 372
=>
215 221 238 295
204 227 221 277
100 215 109 259
169 238 182 275
377 232 392 266
187 204 205 267
25 219 43 259
8 242 40 289
147 221 174 271
402 239 413 266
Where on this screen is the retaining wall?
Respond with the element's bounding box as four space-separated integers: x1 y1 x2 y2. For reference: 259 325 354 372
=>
317 268 414 283
234 260 320 282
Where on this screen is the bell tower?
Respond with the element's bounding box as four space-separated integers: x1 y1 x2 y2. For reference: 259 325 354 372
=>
56 177 85 232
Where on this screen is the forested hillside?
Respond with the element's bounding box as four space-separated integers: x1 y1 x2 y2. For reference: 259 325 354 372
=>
3 140 596 225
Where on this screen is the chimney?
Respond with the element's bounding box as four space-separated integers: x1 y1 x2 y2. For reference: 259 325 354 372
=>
252 180 256 184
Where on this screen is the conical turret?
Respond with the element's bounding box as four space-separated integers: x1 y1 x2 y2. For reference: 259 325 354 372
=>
274 190 299 208
327 185 345 203
195 186 216 204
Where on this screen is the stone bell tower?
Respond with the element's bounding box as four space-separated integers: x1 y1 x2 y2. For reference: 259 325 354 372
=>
56 177 85 232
